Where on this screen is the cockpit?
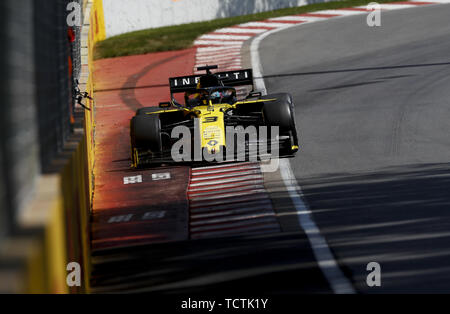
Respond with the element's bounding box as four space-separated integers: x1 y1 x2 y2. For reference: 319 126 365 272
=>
184 87 237 107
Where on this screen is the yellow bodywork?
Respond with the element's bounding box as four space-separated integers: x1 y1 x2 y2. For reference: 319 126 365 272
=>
196 104 226 153
146 98 275 153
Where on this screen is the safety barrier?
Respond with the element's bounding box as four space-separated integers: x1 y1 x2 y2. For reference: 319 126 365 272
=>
100 0 333 38
18 131 91 293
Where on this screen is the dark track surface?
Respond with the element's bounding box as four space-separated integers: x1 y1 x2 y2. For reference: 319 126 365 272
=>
91 231 334 294
260 4 450 292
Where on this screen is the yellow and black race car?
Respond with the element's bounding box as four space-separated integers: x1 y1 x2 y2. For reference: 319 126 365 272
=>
130 65 299 167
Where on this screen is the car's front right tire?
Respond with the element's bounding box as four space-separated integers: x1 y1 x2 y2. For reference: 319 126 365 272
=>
262 93 299 155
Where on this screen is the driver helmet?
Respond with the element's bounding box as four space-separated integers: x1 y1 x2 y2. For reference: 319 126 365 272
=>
211 91 222 99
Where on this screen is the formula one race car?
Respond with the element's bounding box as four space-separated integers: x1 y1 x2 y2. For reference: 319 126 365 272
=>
130 65 299 167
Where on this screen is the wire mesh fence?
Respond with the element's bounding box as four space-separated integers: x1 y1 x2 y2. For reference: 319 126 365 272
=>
0 0 83 238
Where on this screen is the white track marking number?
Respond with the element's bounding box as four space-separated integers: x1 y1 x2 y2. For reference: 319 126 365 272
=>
152 173 171 181
107 212 166 224
108 214 134 224
123 175 143 185
142 211 166 220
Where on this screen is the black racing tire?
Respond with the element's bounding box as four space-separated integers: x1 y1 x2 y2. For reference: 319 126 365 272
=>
136 106 162 116
262 93 295 131
262 93 299 152
130 114 162 152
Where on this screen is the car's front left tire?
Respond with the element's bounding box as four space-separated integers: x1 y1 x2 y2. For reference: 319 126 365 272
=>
130 114 163 153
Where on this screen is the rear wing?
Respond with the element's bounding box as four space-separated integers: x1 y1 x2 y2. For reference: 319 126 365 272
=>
169 69 254 94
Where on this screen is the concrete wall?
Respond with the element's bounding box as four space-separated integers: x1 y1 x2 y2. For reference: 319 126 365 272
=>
102 0 330 38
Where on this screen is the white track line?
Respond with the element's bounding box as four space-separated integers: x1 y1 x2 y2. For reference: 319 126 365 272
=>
194 40 244 46
190 199 272 214
377 3 420 9
199 34 252 40
196 57 241 63
189 182 265 195
191 164 260 175
215 27 268 34
190 194 270 208
268 16 308 21
196 61 242 67
279 159 356 294
288 15 332 22
197 53 241 59
191 203 273 220
191 170 260 181
250 22 355 294
311 9 365 15
197 52 241 57
196 62 242 68
196 54 241 59
197 47 242 53
189 189 267 202
239 21 292 28
189 175 265 187
191 0 440 290
189 183 265 196
192 162 255 171
196 59 241 64
188 180 264 192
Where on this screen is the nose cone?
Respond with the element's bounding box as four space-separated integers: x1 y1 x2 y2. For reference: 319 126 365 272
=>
206 140 221 154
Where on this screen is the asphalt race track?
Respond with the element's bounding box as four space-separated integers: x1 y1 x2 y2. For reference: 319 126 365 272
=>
259 4 450 292
91 4 450 294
